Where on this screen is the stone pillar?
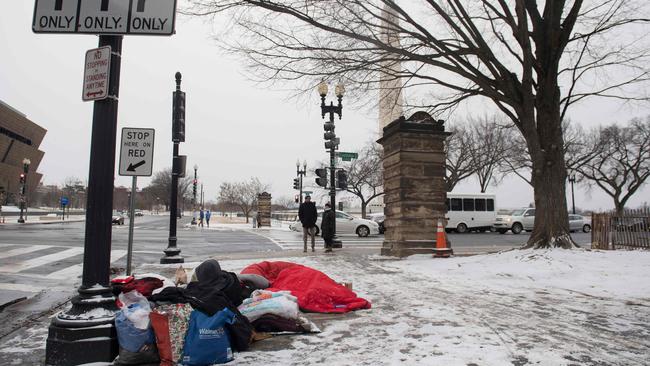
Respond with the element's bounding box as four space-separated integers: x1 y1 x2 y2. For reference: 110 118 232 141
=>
257 192 272 227
377 112 450 257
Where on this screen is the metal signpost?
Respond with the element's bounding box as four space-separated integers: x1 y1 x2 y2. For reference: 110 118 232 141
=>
33 0 177 364
119 128 155 275
60 197 69 221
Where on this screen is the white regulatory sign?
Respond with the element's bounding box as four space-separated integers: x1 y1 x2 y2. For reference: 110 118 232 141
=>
82 46 111 101
119 128 155 177
33 0 177 35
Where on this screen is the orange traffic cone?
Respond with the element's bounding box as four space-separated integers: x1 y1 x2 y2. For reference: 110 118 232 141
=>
433 218 453 258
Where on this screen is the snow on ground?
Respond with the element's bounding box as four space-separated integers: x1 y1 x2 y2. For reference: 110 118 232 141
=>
1 249 649 365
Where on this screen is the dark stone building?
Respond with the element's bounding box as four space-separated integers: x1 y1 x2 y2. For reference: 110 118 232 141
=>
0 100 46 205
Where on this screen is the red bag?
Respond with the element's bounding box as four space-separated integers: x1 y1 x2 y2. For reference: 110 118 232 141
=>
149 303 193 366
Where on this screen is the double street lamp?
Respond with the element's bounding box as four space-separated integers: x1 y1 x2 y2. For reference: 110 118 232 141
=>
17 158 31 223
295 160 307 204
318 80 344 247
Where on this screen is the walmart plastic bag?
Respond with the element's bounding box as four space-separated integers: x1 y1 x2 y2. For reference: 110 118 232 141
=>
181 308 236 365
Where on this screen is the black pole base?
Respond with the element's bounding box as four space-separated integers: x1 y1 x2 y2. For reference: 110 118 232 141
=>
17 218 25 223
160 246 184 264
45 286 118 365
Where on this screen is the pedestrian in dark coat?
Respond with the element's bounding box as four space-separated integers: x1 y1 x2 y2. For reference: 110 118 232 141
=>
321 203 336 252
298 195 318 252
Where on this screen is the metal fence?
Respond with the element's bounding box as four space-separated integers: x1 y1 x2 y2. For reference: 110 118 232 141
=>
592 208 650 250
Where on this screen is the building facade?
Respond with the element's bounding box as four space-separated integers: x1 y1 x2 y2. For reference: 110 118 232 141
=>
0 100 46 205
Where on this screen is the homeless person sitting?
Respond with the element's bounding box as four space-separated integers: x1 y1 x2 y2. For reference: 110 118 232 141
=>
150 259 254 352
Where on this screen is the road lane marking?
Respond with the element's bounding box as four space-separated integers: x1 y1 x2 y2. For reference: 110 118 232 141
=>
1 247 84 273
0 245 54 259
46 250 128 280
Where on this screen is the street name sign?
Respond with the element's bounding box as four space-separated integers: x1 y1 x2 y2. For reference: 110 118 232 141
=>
336 152 359 161
119 128 155 176
82 46 111 101
60 197 69 206
33 0 177 35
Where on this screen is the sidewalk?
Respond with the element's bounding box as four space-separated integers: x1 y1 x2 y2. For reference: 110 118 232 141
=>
1 249 649 365
0 215 85 226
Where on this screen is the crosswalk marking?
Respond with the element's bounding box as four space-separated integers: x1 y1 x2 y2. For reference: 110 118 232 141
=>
46 249 128 280
0 247 84 273
0 282 47 293
0 245 54 259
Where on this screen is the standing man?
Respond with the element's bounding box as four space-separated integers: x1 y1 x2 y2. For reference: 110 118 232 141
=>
199 208 204 227
321 203 336 253
298 195 318 252
205 209 211 228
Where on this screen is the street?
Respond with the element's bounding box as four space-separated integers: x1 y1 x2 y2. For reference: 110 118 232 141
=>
0 215 591 309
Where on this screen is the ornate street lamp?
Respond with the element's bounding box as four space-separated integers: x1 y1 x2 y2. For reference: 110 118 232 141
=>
568 173 576 214
17 158 30 223
317 80 344 248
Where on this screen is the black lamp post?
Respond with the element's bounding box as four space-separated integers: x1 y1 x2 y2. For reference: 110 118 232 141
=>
191 164 198 225
318 81 344 248
17 158 30 223
296 159 307 204
568 173 576 214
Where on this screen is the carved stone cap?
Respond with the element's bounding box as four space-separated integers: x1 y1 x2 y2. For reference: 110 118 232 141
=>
257 192 272 198
377 112 449 144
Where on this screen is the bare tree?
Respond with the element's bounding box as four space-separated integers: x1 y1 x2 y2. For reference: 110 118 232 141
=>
187 0 650 248
62 177 87 209
144 168 192 211
445 123 476 192
218 177 269 222
467 115 509 193
576 116 650 213
273 195 297 210
340 142 384 218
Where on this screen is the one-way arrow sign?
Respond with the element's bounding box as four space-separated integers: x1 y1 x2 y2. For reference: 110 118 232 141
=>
119 128 155 176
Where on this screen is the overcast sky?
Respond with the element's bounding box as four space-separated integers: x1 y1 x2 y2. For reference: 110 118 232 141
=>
1 1 648 211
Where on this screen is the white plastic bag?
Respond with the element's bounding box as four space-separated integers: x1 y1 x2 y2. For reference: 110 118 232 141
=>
238 292 299 322
118 290 152 330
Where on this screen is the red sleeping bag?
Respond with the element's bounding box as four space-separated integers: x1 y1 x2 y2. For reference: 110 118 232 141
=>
241 261 371 313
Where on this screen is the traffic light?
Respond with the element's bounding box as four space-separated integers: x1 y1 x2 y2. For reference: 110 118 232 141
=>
315 168 328 187
172 90 186 142
19 173 25 184
323 122 338 150
192 178 197 199
294 194 299 203
325 137 340 150
293 178 300 190
337 169 348 189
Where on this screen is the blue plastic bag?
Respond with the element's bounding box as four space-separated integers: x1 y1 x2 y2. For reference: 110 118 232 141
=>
115 307 155 353
181 308 236 365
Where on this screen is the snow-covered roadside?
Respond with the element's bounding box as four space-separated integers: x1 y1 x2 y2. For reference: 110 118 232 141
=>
1 250 648 365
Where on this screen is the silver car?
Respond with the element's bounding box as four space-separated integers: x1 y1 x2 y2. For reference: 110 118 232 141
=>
569 214 592 233
289 211 380 237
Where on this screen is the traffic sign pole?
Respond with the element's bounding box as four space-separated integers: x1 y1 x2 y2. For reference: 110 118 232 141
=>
46 35 123 366
127 176 137 275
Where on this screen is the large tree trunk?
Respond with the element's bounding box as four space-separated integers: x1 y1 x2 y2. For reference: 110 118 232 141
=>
523 89 577 249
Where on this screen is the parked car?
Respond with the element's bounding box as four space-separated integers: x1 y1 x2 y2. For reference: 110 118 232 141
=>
289 211 380 237
366 213 385 234
493 208 535 234
569 214 591 233
134 210 144 217
112 214 125 225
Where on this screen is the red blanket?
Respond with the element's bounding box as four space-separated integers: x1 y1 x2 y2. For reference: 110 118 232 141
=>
241 261 371 313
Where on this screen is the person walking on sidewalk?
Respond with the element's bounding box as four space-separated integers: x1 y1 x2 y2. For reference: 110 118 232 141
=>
199 208 204 227
298 195 318 252
321 203 336 253
205 209 211 228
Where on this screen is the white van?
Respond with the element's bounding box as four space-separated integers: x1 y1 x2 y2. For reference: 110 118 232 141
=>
445 193 497 233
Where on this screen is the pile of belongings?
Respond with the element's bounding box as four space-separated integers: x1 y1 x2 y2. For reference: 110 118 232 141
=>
111 259 371 365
